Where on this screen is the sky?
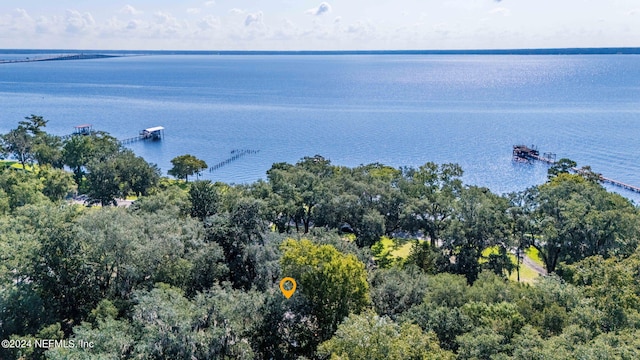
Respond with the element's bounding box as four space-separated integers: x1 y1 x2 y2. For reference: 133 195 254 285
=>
0 1 638 50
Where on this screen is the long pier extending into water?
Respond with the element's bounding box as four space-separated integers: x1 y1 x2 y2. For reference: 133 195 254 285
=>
513 145 640 194
0 54 120 64
209 149 260 172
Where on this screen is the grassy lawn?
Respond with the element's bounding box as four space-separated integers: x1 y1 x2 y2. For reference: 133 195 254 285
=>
481 246 542 284
373 236 416 262
391 242 413 258
374 239 542 283
0 160 37 172
0 160 17 168
509 261 541 283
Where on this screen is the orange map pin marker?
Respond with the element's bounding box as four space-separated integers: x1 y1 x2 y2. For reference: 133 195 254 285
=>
279 277 297 299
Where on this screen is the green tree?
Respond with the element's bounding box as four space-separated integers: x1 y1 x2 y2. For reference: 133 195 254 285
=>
400 162 463 247
461 301 525 341
75 207 207 301
62 131 121 185
404 304 473 352
1 126 33 169
444 186 511 283
1 115 50 170
312 163 402 246
46 310 135 359
567 255 640 332
206 196 268 289
62 134 92 184
168 154 207 182
319 310 454 360
40 167 76 202
369 266 430 320
191 285 265 359
533 173 639 273
131 284 200 359
266 156 334 233
455 327 505 360
129 187 190 216
18 114 48 135
0 169 49 210
30 208 97 332
405 240 450 274
506 188 538 282
114 149 161 196
86 159 120 206
547 158 577 179
280 239 370 345
33 133 64 168
189 180 220 221
0 188 9 214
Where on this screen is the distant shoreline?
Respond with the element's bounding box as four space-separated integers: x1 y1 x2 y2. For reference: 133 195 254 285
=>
0 53 121 64
1 47 639 57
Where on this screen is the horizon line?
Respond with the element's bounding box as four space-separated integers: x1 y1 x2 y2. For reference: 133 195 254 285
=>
1 47 640 55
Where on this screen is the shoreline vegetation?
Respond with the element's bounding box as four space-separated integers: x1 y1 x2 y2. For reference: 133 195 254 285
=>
3 116 640 359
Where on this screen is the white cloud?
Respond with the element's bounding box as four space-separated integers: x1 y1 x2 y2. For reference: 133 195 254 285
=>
14 8 33 21
488 7 511 17
149 11 183 35
306 2 332 16
65 9 95 34
35 15 52 34
628 8 640 16
244 11 263 26
0 8 36 34
197 15 219 30
154 11 174 24
432 22 450 36
346 20 374 36
187 8 201 15
126 20 139 30
229 8 245 15
120 5 141 15
204 1 216 7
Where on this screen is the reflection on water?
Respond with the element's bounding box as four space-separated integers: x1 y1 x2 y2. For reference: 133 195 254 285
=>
1 54 639 202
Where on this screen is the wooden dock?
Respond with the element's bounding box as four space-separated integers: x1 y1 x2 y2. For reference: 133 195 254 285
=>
120 126 165 145
59 125 164 145
513 144 640 194
599 176 640 193
512 145 556 164
209 149 260 172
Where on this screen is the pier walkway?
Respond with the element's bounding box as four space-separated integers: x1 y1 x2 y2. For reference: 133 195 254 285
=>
60 125 164 145
209 149 260 172
120 126 165 144
513 145 640 194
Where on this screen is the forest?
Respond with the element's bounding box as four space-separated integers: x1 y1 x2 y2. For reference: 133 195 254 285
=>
2 116 640 359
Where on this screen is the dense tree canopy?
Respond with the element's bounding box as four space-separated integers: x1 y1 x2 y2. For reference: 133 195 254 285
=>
3 118 640 359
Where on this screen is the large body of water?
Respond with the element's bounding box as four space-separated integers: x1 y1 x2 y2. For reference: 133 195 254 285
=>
1 53 639 201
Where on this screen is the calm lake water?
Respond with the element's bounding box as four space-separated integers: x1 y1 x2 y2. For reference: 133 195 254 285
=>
1 53 639 201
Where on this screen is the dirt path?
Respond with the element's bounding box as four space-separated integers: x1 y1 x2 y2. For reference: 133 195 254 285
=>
520 253 547 276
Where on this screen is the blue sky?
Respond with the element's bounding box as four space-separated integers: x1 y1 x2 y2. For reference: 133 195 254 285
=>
0 1 638 50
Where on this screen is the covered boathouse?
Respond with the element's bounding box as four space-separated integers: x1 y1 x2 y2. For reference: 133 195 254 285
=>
140 126 165 140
